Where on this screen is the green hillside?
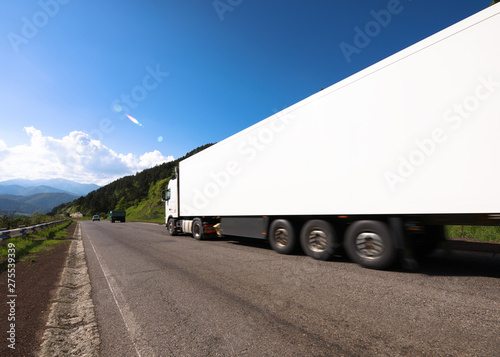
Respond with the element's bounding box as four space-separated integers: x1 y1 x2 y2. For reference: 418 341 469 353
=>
51 144 214 221
122 178 169 223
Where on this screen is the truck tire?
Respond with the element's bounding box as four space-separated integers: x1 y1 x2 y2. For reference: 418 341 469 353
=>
167 217 178 236
269 219 297 255
344 220 396 270
300 220 338 261
192 218 204 240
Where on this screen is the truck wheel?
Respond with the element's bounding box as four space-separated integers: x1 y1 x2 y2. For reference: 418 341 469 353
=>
344 220 396 270
167 218 178 236
269 219 297 255
192 218 204 240
300 220 338 261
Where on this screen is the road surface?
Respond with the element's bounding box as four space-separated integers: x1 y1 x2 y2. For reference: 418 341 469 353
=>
80 220 500 356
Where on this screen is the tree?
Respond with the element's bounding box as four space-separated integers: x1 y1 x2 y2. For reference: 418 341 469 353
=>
491 0 499 6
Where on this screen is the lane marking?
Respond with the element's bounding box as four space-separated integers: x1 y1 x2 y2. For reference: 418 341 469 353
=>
83 226 156 357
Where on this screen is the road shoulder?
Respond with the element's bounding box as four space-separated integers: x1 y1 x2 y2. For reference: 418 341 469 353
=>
39 223 100 356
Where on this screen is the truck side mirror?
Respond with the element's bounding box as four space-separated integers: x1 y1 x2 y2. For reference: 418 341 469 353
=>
161 189 171 202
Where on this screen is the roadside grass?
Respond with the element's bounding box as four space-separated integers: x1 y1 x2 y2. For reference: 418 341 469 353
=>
446 225 500 243
0 221 74 271
30 220 73 240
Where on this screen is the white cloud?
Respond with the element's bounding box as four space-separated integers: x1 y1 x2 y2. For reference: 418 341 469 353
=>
0 127 174 185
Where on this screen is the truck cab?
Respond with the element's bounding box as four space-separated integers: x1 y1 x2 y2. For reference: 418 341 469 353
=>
164 177 179 219
162 175 217 239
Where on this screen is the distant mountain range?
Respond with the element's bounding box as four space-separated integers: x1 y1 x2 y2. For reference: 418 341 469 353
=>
0 178 99 215
0 192 79 215
0 178 99 196
0 184 69 196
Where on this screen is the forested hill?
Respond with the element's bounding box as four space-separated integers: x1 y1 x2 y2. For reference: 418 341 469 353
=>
51 143 214 218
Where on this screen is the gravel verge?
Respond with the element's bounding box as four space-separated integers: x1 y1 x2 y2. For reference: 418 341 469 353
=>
39 223 100 356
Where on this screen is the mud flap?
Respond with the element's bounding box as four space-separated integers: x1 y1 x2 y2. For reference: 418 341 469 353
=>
389 217 419 271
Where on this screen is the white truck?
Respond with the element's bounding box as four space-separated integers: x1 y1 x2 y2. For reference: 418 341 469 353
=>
163 5 500 269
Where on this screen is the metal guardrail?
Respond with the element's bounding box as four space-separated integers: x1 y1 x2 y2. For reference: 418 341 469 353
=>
0 219 70 241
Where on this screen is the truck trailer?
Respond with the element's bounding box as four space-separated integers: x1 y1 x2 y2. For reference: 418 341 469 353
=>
110 210 126 223
162 6 500 269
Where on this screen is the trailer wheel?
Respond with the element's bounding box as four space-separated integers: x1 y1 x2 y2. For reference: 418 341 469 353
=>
192 218 204 240
345 220 396 270
300 220 338 261
167 217 178 236
269 219 297 255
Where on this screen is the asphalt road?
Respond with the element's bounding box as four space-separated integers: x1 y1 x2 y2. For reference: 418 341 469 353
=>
80 220 500 356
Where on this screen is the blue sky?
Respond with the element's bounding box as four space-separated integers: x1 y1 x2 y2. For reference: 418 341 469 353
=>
0 0 491 185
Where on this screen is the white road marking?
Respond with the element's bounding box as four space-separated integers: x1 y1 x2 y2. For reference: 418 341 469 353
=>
84 228 156 357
